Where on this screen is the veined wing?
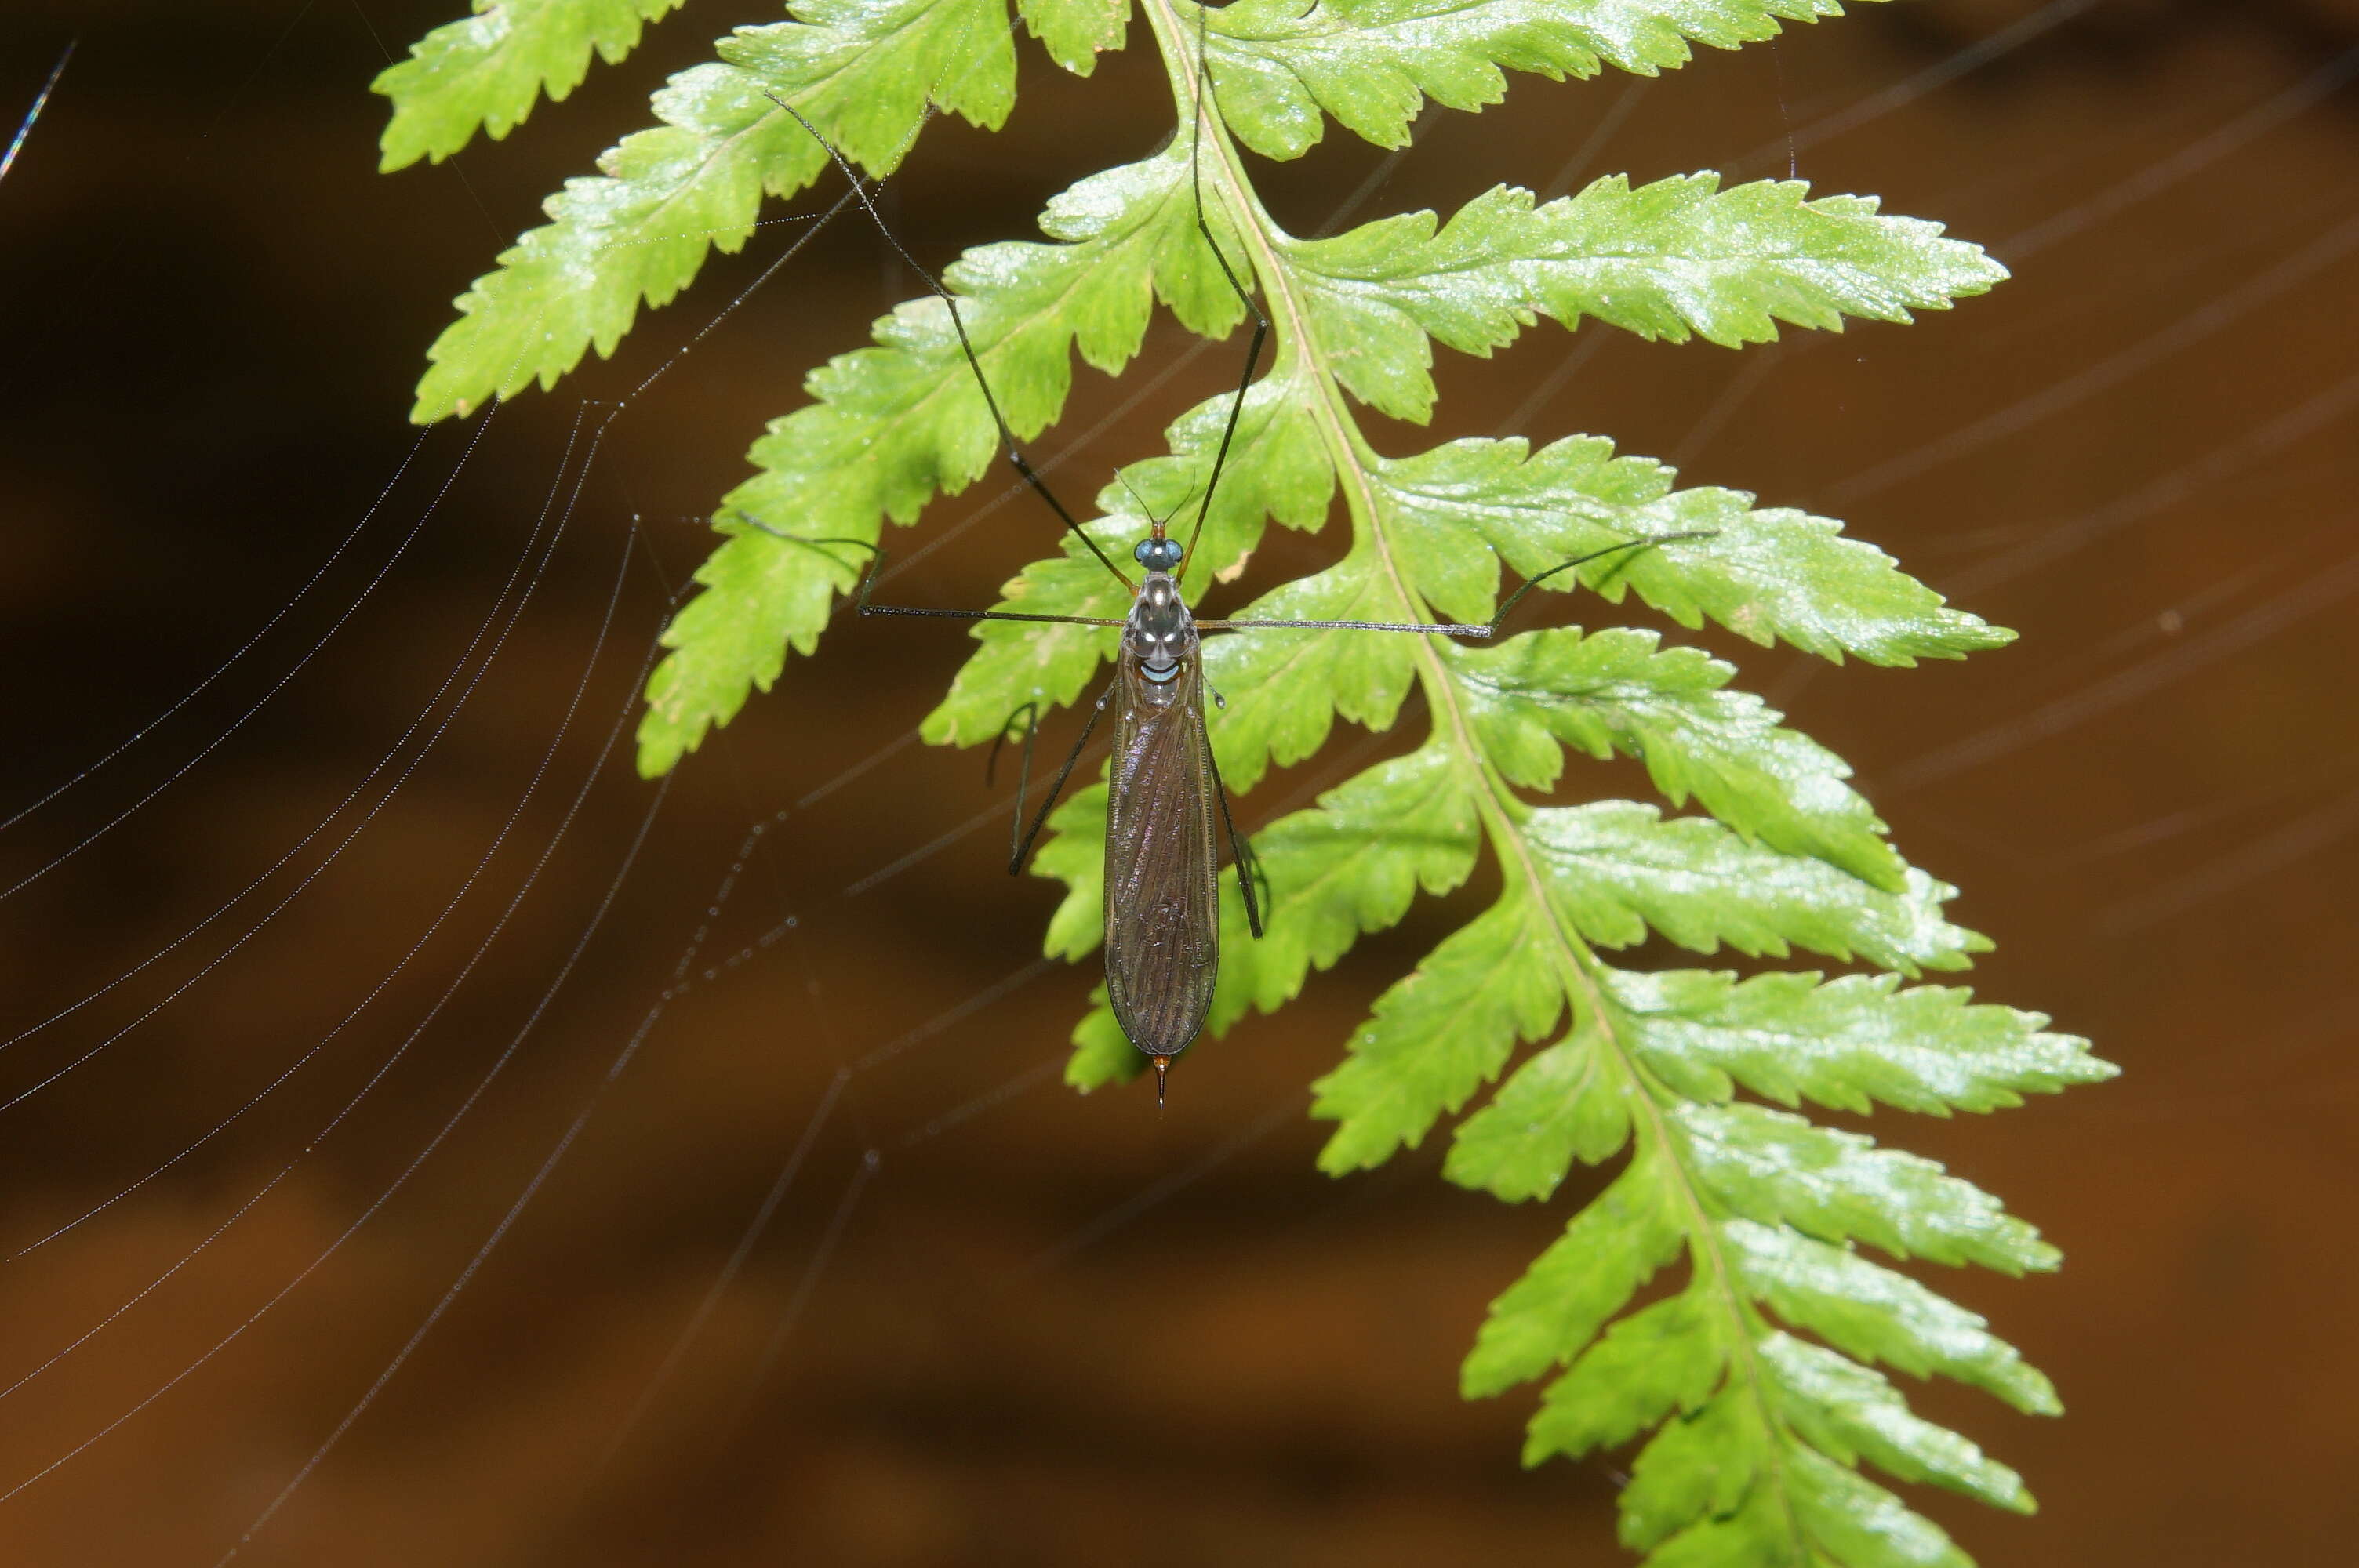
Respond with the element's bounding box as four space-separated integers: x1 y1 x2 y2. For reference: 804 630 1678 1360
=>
1102 659 1221 1060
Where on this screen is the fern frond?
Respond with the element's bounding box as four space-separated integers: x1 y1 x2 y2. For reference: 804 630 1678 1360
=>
1716 1222 2059 1410
1287 178 2006 419
1379 436 2016 664
384 2 2115 1563
1521 804 1980 970
1201 0 1893 158
1016 0 1133 70
372 0 689 170
1609 970 2114 1117
1448 628 1901 884
404 0 1052 421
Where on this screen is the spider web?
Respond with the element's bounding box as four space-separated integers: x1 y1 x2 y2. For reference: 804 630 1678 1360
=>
1 2 2355 1563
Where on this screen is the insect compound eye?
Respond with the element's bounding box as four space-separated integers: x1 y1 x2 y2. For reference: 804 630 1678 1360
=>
1133 538 1155 564
1133 537 1183 571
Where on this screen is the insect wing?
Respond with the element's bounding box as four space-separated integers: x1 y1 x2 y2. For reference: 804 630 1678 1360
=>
1102 659 1221 1059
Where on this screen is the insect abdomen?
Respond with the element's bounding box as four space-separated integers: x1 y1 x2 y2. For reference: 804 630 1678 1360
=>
1102 661 1220 1060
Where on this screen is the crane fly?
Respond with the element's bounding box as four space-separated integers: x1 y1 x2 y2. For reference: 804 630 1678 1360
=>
754 37 1708 1105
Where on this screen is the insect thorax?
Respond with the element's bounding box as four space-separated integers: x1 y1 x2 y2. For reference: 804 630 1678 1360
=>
1123 572 1198 702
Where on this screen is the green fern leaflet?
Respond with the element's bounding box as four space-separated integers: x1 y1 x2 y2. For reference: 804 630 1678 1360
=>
378 2 2116 1563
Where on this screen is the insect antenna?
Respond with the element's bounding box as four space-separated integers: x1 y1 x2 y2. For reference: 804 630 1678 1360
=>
764 93 1135 592
1116 468 1190 544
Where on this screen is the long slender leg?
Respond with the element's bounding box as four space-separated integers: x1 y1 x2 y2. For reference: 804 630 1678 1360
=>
1176 6 1270 580
1011 683 1115 876
722 514 879 574
723 519 1060 621
1481 531 1720 633
853 545 1126 630
986 701 1038 787
1195 535 1719 942
1201 728 1265 940
731 514 1129 627
1238 830 1271 935
989 702 1041 867
765 94 1134 591
1198 614 1492 637
1197 532 1724 639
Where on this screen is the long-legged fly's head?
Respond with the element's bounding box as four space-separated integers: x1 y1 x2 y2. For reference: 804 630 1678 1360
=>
1132 535 1184 573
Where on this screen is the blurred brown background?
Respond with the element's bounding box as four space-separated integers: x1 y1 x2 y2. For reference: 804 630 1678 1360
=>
3 0 2356 1563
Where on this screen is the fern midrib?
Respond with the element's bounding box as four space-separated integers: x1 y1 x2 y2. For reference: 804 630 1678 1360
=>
1294 237 1877 301
1150 0 1808 1545
1456 741 1805 1548
1470 722 1808 1550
